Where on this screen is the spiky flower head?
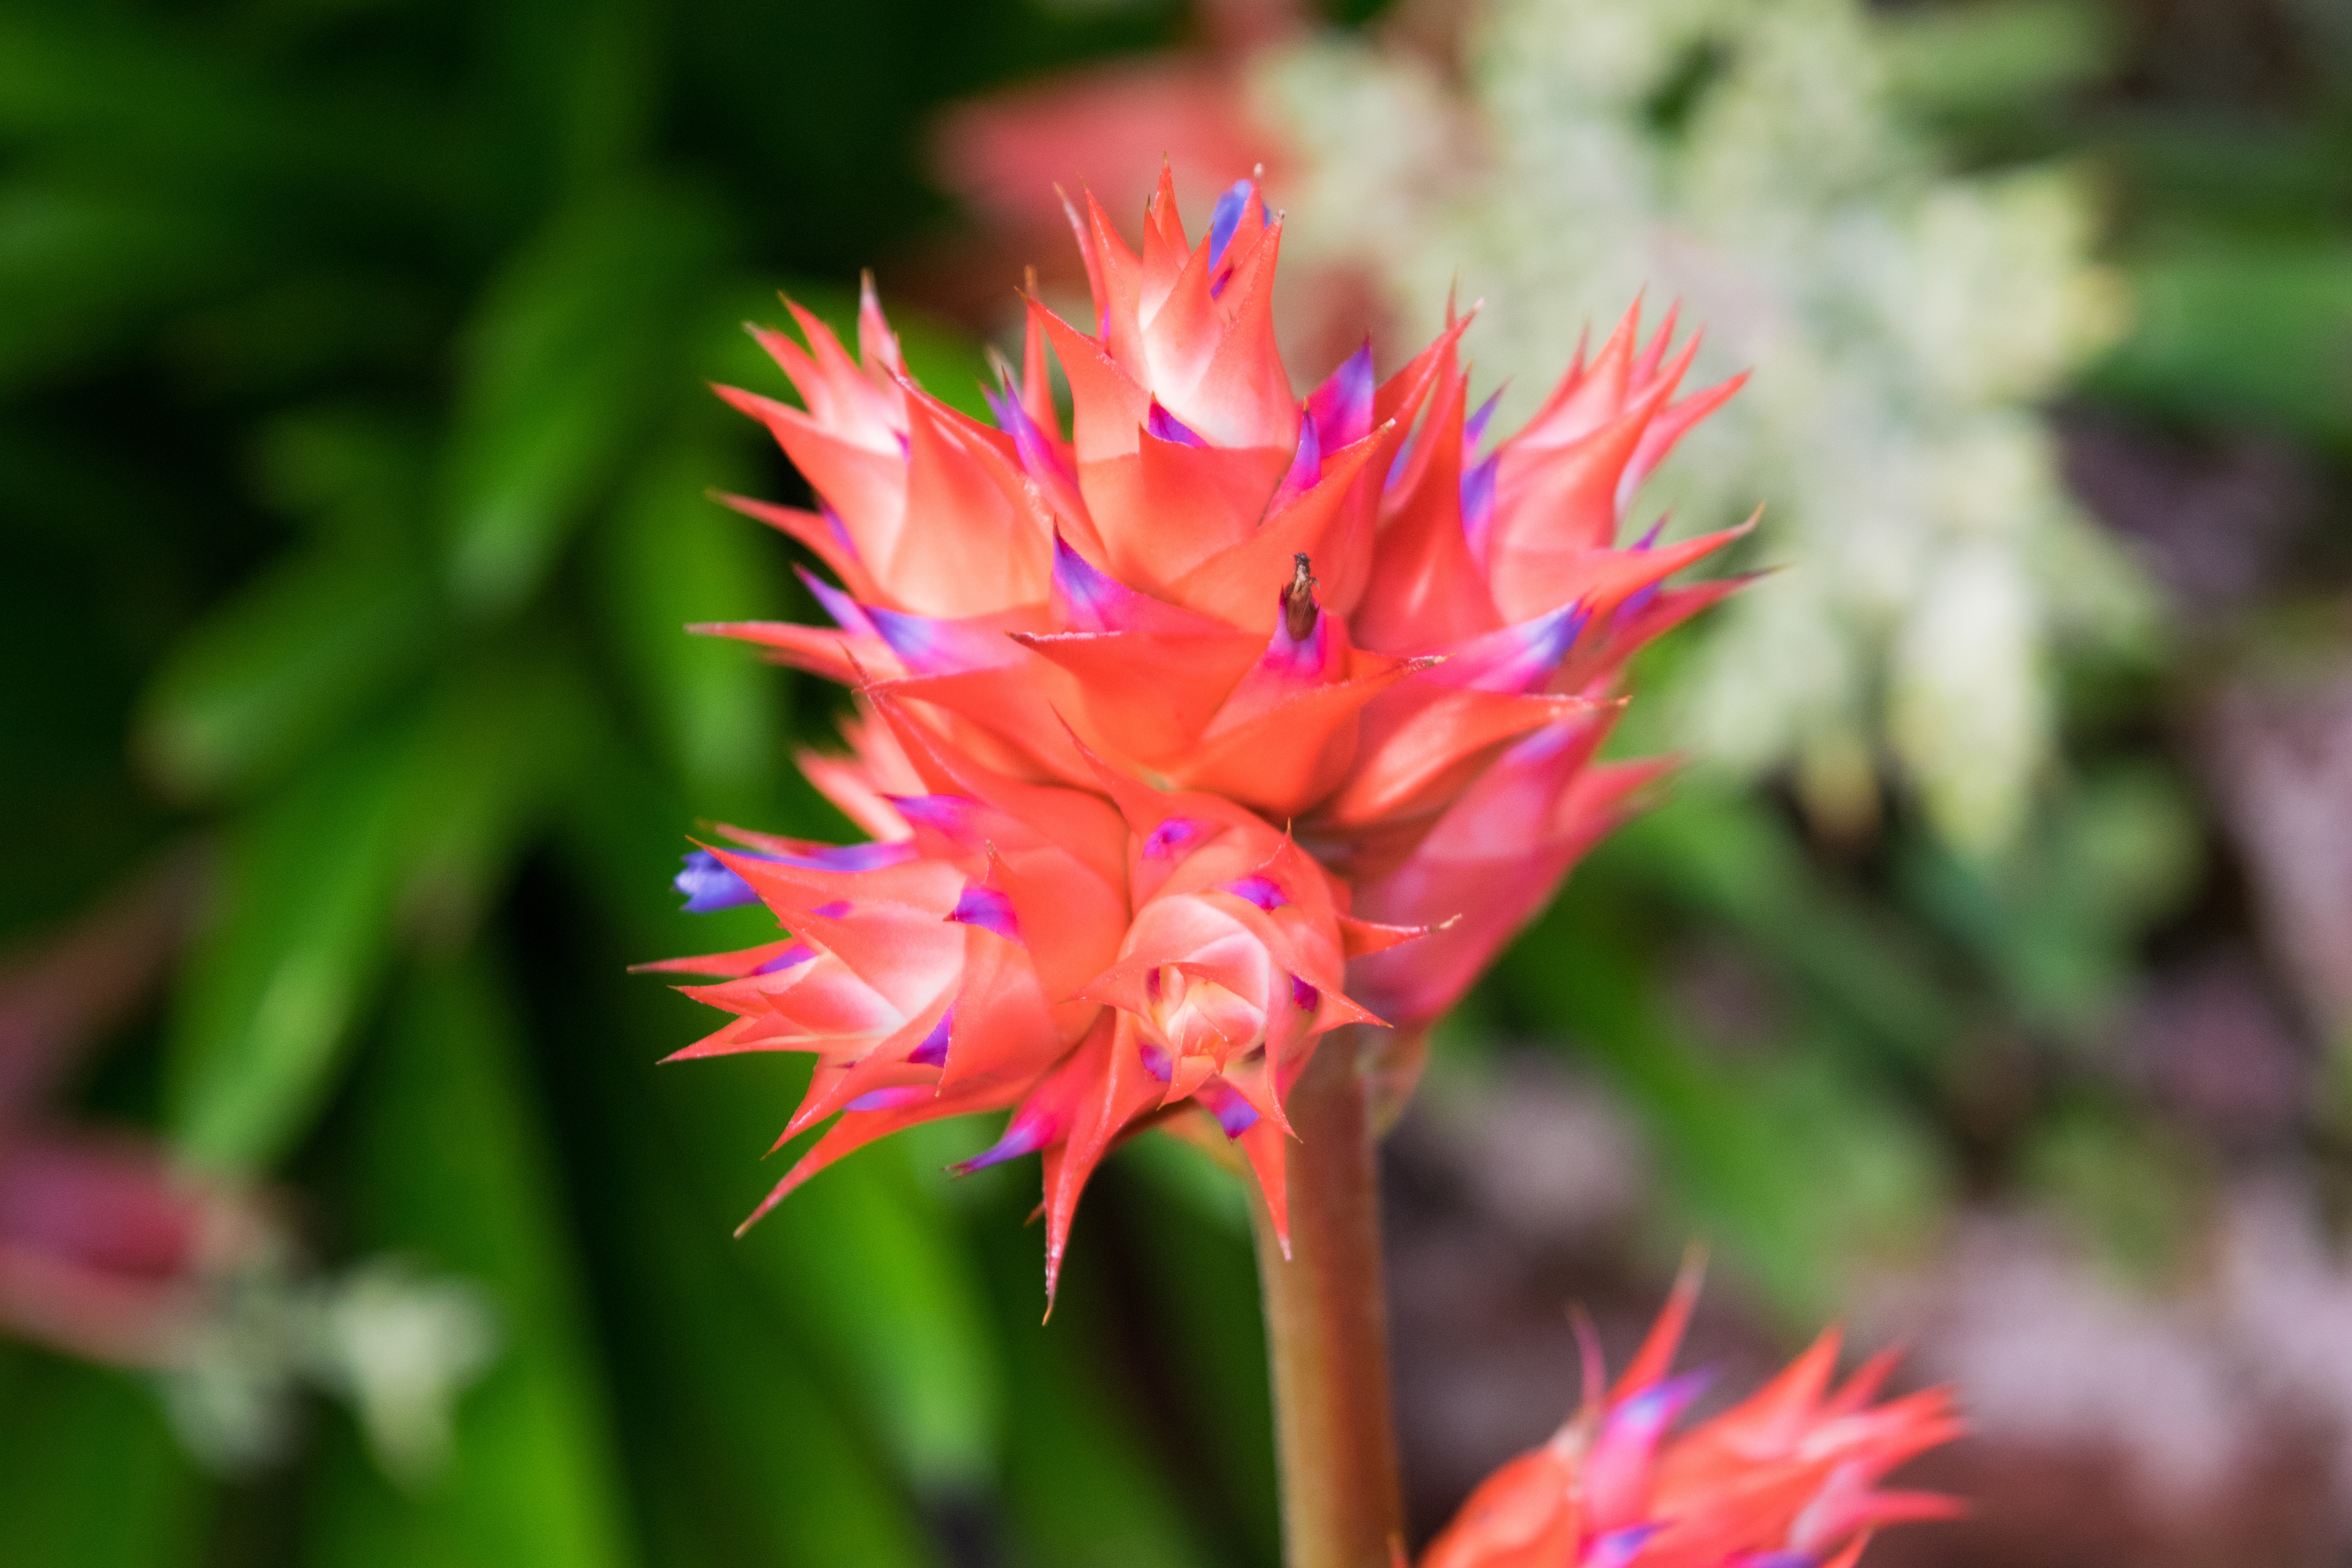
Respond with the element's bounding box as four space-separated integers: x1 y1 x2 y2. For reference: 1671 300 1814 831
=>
657 173 1744 1294
1422 1266 1962 1568
649 709 1416 1289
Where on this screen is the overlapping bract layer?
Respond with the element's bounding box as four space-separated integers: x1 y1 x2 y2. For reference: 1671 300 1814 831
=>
661 174 1745 1282
704 170 1742 1022
648 696 1415 1295
1422 1269 1961 1568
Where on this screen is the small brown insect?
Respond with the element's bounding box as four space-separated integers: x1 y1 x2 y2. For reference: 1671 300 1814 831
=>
1285 553 1319 642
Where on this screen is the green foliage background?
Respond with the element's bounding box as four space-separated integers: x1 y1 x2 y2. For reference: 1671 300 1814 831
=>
2 2 1275 1563
3 0 2348 1564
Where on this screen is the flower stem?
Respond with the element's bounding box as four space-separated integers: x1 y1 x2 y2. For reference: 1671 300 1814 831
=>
1249 1024 1406 1568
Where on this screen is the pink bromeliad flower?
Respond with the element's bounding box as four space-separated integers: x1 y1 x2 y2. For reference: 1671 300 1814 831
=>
1421 1266 1963 1568
657 172 1747 1295
649 693 1421 1292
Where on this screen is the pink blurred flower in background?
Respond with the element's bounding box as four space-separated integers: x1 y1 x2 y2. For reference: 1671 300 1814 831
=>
1422 1264 1961 1568
0 858 493 1479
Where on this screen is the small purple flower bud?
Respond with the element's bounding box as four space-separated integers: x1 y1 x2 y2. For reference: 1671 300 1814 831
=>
1221 876 1288 911
949 884 1023 942
908 1008 953 1067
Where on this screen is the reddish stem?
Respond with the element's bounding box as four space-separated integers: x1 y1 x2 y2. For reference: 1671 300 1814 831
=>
1250 1024 1407 1568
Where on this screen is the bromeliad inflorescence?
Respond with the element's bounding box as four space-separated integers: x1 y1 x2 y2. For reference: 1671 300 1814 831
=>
1421 1263 1962 1568
650 171 1748 1297
646 168 1958 1568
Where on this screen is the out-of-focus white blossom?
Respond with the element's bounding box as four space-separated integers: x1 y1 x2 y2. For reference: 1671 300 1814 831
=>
157 1241 498 1486
309 1258 500 1487
1255 0 2150 849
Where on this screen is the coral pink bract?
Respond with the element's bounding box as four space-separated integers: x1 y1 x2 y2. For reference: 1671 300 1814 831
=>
1421 1266 1963 1568
659 173 1745 1294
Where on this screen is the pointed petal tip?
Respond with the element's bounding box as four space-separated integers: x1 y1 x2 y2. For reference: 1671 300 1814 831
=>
1570 1302 1608 1417
1676 1240 1710 1286
1042 1235 1069 1319
732 1179 793 1238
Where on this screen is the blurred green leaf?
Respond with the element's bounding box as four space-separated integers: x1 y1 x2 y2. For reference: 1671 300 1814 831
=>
171 274 448 398
546 693 792 959
167 649 591 1170
1877 0 2115 116
393 646 598 949
442 187 731 615
539 0 663 189
998 1287 1215 1568
551 713 1007 1497
0 1349 208 1568
1899 764 2203 1034
586 1054 935 1568
0 14 347 168
0 12 481 222
167 728 413 1172
756 1158 1006 1492
1615 787 1963 1074
2104 118 2352 233
596 429 790 809
1117 1145 1280 1568
641 1045 1008 1492
2089 235 2352 446
0 0 1248 1559
1118 1127 1253 1236
0 184 245 389
396 690 943 1566
308 954 636 1568
135 544 437 803
251 410 435 551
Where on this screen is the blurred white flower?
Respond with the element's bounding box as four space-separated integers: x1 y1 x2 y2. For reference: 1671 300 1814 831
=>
309 1258 500 1488
157 1242 498 1487
1255 0 2149 849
